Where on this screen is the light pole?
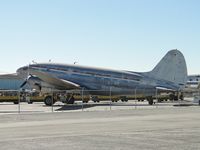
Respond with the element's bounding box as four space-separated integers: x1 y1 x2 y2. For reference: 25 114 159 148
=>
110 87 112 111
135 88 137 109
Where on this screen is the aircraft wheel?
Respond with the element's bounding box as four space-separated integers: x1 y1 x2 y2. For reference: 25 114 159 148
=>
67 96 75 104
147 97 153 105
169 94 178 101
180 94 184 100
28 101 33 104
44 96 55 106
121 97 127 102
91 96 99 103
148 99 153 105
13 101 19 104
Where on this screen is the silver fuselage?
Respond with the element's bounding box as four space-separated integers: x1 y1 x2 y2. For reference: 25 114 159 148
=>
17 63 179 96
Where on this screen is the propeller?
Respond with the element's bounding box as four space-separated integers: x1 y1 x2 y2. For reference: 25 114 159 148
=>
20 75 33 88
19 63 31 88
19 63 42 91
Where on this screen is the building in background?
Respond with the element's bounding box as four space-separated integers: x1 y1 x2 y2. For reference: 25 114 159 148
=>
0 73 28 90
186 75 200 88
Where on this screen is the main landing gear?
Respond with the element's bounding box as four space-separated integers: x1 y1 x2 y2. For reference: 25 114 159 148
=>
147 96 154 105
44 93 76 106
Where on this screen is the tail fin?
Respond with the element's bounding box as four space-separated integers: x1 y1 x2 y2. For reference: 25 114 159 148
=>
149 49 188 89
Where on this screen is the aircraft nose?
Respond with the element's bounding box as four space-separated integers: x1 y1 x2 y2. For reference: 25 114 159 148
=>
17 66 28 72
17 66 29 78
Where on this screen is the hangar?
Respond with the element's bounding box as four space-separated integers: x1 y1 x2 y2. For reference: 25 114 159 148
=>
0 74 33 103
0 73 30 90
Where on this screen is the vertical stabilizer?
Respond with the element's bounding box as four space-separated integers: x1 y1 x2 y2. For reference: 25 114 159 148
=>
149 49 187 89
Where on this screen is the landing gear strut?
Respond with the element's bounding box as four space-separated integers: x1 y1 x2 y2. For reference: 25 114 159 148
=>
91 96 99 103
147 96 154 105
121 96 128 102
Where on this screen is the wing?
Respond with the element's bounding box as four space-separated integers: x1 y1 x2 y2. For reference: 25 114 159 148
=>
29 69 80 90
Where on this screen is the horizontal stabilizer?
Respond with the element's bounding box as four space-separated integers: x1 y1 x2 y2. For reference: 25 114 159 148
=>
156 86 175 91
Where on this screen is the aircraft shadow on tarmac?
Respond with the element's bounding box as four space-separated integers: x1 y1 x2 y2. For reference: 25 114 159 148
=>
54 102 173 111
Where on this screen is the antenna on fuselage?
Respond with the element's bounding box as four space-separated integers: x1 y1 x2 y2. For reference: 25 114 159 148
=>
32 60 37 64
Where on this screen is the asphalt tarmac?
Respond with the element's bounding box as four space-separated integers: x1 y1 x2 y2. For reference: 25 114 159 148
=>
0 102 199 150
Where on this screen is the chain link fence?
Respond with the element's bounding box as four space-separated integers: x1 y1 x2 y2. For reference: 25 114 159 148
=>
0 88 183 114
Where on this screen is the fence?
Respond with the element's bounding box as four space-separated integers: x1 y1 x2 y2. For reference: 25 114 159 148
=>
0 88 182 114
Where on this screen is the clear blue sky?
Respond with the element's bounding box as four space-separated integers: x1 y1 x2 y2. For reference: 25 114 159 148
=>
0 0 199 74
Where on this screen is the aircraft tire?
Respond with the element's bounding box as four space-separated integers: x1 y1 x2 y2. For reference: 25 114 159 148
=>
67 96 75 104
147 97 153 105
28 101 33 104
148 99 153 105
13 101 19 104
44 96 55 106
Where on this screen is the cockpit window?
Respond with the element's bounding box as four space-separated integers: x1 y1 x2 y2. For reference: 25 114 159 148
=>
22 67 28 71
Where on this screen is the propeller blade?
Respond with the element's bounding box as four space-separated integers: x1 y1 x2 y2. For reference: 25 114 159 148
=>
20 74 33 88
34 83 42 91
20 80 27 88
